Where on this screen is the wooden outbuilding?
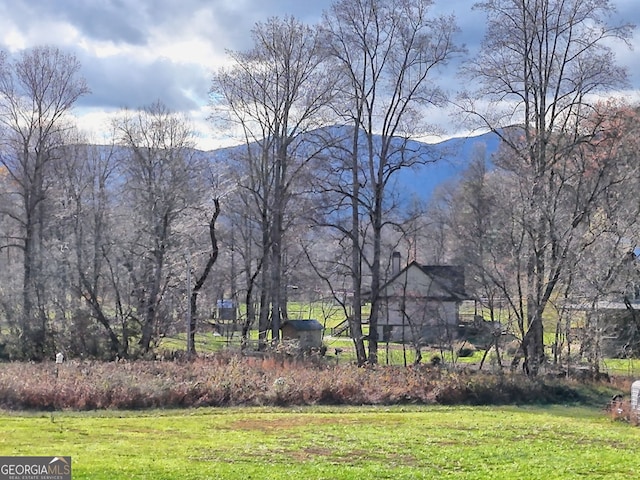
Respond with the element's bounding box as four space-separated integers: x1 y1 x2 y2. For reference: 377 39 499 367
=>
565 300 640 358
280 319 324 349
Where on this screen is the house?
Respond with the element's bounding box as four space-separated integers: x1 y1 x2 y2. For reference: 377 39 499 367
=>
376 258 467 345
565 300 640 358
280 319 324 350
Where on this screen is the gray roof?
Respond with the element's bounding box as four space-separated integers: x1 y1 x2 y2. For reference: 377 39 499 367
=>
377 262 467 301
565 300 640 311
417 264 467 299
280 319 324 331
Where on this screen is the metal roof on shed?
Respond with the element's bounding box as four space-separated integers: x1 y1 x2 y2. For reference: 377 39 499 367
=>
280 319 324 331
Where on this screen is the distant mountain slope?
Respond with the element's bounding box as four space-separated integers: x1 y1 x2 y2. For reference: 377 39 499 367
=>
203 127 501 202
396 131 500 201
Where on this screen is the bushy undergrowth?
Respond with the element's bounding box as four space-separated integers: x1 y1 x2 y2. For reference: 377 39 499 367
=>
0 352 619 411
608 399 640 425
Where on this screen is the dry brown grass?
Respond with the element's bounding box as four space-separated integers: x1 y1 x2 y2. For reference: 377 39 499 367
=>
607 395 640 425
0 352 620 410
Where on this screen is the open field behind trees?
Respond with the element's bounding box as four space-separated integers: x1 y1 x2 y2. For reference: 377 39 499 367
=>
158 330 640 377
0 405 638 479
162 331 640 374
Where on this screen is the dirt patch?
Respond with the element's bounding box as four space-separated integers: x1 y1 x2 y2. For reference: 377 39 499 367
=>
289 446 334 461
230 415 364 432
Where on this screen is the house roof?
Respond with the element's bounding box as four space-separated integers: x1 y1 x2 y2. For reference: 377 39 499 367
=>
280 319 324 331
417 264 466 299
565 300 640 312
379 262 467 301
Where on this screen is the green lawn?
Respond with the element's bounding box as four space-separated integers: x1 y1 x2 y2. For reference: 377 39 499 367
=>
601 358 640 377
0 405 637 479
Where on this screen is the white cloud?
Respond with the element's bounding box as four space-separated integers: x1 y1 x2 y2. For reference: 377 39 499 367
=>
0 0 638 149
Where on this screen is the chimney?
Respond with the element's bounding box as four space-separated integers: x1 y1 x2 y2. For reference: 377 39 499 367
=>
392 251 401 276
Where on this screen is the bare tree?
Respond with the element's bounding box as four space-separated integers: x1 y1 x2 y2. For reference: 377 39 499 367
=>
557 104 640 370
442 150 525 369
186 197 221 356
51 138 126 358
459 0 633 376
0 46 89 359
439 103 640 375
321 0 463 364
113 102 203 355
211 16 334 345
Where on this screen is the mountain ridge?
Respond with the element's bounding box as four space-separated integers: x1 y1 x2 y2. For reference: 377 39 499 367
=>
203 127 501 202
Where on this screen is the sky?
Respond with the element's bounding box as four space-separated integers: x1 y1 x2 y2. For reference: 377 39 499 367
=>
0 0 638 150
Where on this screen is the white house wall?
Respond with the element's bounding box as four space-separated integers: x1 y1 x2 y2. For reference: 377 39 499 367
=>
378 264 461 344
384 300 456 327
381 299 455 341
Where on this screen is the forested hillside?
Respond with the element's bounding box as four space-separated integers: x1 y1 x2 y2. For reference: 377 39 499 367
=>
207 127 501 202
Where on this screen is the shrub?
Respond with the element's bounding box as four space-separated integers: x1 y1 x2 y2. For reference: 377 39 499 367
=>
504 340 521 356
0 354 620 411
457 346 476 358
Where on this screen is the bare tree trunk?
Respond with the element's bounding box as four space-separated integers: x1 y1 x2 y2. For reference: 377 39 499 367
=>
367 183 383 364
350 129 367 366
188 199 221 355
270 184 284 342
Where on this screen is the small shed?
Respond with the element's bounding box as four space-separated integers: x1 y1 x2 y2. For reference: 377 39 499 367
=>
280 319 324 349
216 299 237 321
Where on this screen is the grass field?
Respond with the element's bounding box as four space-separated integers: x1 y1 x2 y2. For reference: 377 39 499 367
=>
0 405 637 479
